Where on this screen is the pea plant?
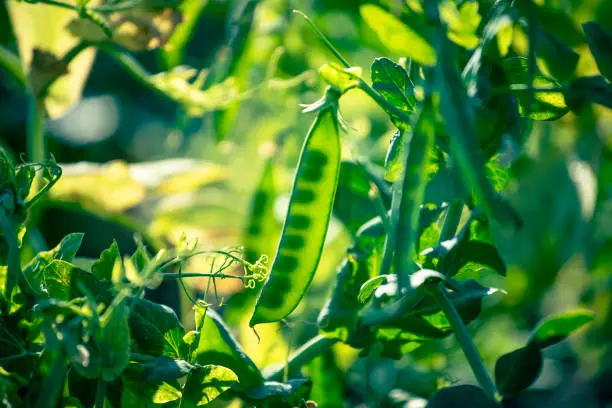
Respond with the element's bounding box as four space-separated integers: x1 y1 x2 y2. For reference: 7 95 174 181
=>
1 0 612 407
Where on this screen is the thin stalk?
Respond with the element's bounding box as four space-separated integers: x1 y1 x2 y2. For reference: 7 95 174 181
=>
266 335 338 381
0 45 26 86
358 81 415 129
163 272 247 280
427 286 499 402
98 44 153 89
0 210 21 298
439 201 463 243
292 10 351 69
379 180 402 276
27 97 46 163
95 380 106 408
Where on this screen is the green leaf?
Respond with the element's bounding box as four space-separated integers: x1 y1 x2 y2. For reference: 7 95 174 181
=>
140 356 194 382
440 0 482 49
319 63 362 93
495 344 543 396
194 307 263 388
182 365 238 407
244 379 311 405
129 298 187 359
566 76 612 111
360 4 436 66
7 1 96 118
317 254 372 343
531 3 585 47
501 57 568 120
333 161 387 236
150 68 240 116
535 27 579 81
91 241 120 281
583 22 612 82
358 275 388 304
529 309 595 349
384 131 405 182
91 295 130 381
371 58 415 131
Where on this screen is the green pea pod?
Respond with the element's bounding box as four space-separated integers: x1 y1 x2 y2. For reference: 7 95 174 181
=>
394 97 436 289
250 108 341 327
244 158 277 264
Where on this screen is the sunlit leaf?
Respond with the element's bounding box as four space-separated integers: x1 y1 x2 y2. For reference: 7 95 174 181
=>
182 365 238 406
360 4 436 66
530 309 595 348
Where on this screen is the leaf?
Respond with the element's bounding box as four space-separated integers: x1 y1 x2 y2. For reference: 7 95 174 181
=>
501 57 568 121
495 344 543 396
129 298 187 359
531 3 585 47
91 241 120 281
333 161 385 236
440 0 482 49
182 365 239 407
371 58 415 131
583 22 612 82
427 385 498 408
95 295 130 381
529 309 595 349
194 307 263 388
535 27 579 81
244 379 311 405
360 5 436 66
140 356 194 382
566 76 612 111
359 275 388 304
7 1 96 118
50 161 146 213
319 63 362 93
384 130 405 182
149 68 241 116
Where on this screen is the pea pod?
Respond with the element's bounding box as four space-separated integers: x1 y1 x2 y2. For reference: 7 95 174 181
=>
250 108 341 327
395 97 436 290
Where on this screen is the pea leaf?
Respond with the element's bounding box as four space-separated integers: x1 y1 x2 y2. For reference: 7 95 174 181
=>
495 344 543 396
583 22 612 82
535 27 579 81
501 57 568 121
182 365 239 407
91 240 120 281
358 275 388 304
360 4 436 66
440 0 482 50
139 357 194 382
243 379 311 406
371 58 415 131
129 298 187 359
566 76 612 111
529 309 595 349
319 63 362 93
193 307 263 388
427 385 498 408
531 3 585 47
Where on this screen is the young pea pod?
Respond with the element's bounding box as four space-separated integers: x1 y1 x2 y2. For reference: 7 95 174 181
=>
250 108 341 327
395 97 436 290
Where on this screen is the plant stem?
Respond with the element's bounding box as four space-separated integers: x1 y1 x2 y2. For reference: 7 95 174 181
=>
439 201 463 243
95 380 106 408
0 209 22 298
27 97 46 163
427 286 499 402
0 45 26 86
358 81 414 128
98 44 153 90
266 335 338 381
163 272 246 280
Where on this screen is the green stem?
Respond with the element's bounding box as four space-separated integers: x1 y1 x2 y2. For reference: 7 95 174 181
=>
98 44 154 90
358 81 415 129
427 286 499 402
379 179 402 276
266 335 338 381
439 201 463 243
27 97 46 163
0 45 26 86
0 209 22 298
163 272 247 280
95 380 106 408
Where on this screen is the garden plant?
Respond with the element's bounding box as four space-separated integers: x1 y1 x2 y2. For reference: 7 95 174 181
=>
1 0 612 407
